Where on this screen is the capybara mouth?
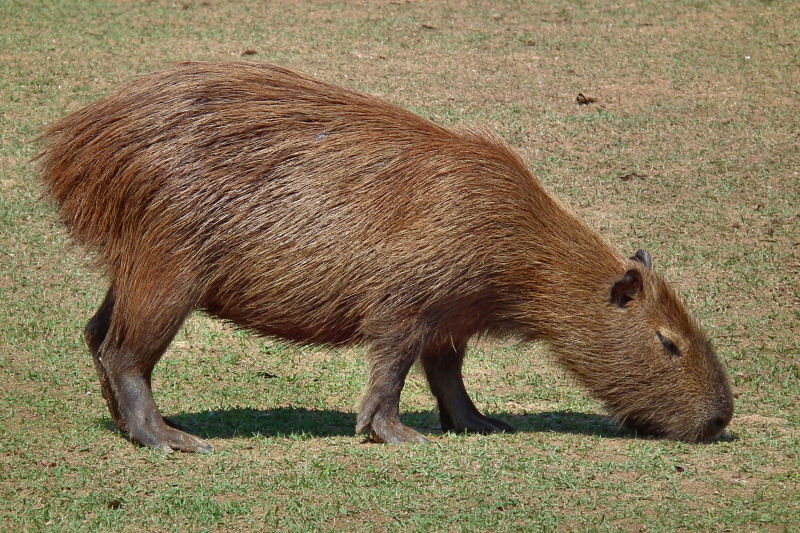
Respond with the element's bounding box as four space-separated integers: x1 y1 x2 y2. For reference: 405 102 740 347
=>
695 414 731 442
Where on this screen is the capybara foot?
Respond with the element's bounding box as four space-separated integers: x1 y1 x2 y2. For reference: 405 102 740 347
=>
356 407 429 444
113 375 212 453
437 398 514 434
129 420 212 453
367 414 430 444
441 411 514 434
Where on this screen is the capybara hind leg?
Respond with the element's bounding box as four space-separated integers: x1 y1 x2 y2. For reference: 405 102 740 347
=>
96 294 212 453
356 338 429 444
422 341 513 434
84 287 126 432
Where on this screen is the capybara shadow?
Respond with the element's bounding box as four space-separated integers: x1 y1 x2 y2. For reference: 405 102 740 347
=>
96 408 634 440
38 61 734 452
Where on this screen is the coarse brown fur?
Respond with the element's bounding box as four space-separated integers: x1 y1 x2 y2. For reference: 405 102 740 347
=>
36 61 733 451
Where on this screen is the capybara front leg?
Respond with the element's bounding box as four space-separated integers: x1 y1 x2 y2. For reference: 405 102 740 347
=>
422 341 513 434
356 338 429 444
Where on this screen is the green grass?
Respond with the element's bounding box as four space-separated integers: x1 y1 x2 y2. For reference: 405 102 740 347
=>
2 0 799 531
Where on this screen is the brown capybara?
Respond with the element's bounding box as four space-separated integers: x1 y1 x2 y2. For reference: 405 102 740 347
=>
36 62 733 452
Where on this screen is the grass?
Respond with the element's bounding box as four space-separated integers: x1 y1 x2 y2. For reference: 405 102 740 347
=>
2 0 799 531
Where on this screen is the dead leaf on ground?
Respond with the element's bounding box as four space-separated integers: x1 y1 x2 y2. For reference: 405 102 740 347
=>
618 172 647 181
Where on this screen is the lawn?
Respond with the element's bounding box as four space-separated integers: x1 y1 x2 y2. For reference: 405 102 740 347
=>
1 0 798 531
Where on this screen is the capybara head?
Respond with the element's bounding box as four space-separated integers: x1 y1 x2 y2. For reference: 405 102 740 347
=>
546 250 733 442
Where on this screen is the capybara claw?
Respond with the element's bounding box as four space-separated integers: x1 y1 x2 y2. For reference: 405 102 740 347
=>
147 438 212 454
190 441 213 454
152 442 175 454
174 435 213 454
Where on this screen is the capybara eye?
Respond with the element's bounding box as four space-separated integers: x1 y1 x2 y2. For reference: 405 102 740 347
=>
656 331 681 358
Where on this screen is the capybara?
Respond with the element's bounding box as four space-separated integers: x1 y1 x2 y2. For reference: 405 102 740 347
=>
36 62 733 451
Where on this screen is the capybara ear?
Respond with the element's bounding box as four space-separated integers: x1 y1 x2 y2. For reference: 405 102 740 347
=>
610 268 643 308
631 249 652 270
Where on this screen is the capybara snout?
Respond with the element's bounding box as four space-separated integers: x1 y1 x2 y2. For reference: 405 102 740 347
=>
37 62 732 451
